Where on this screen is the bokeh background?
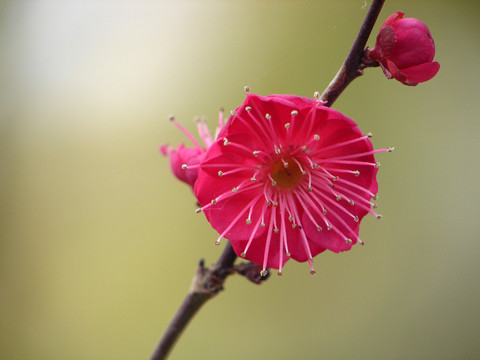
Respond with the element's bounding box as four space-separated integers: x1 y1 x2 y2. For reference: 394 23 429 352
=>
1 1 479 359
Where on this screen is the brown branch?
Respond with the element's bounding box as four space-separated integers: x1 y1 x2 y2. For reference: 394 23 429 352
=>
321 0 385 107
149 2 387 359
149 243 269 360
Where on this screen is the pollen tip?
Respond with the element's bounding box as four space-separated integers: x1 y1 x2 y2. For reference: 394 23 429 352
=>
260 270 268 277
310 270 316 275
376 214 383 220
181 164 188 169
291 110 298 116
388 146 395 152
307 187 313 192
223 137 229 146
349 200 355 206
336 195 342 201
367 132 373 138
211 199 217 205
240 252 246 258
230 110 237 116
375 162 381 168
168 114 175 121
372 203 378 209
245 106 252 112
246 219 252 225
195 208 202 214
217 171 223 177
313 134 320 141
277 271 283 276
285 123 290 129
219 106 225 112
354 170 360 176
313 91 320 100
327 225 332 230
359 239 365 245
244 85 250 93
353 216 359 222
346 238 352 244
265 113 271 119
214 239 221 246
286 252 291 257
317 226 322 231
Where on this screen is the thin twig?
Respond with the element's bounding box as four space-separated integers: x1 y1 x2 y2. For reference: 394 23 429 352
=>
321 0 385 107
149 2 386 359
149 242 237 360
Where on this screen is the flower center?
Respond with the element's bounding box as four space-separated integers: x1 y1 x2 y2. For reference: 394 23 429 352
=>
270 156 303 188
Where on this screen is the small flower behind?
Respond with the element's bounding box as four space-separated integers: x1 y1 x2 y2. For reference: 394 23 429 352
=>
191 90 392 275
160 109 225 188
366 11 440 86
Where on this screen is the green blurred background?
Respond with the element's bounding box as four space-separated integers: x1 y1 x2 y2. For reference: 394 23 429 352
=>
1 1 479 359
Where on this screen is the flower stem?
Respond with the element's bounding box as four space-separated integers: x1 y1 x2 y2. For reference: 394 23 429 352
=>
150 2 386 358
149 243 237 360
321 0 385 107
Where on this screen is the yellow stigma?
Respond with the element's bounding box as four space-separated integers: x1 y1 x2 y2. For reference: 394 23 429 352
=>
270 156 303 188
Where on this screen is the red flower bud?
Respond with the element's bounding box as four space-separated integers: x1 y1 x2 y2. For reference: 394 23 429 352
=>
367 12 440 86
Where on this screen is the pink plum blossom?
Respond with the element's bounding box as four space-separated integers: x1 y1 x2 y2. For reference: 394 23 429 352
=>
160 111 225 188
367 11 440 86
191 92 391 275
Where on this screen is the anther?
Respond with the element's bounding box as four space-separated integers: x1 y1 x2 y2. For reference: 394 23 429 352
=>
358 239 365 245
291 110 298 116
214 239 221 246
332 176 338 182
266 113 271 119
314 91 320 100
376 214 383 220
260 270 268 277
230 110 237 116
323 209 327 215
246 219 252 225
336 195 342 201
260 222 265 227
310 270 316 275
273 202 278 207
245 106 252 112
266 201 272 206
286 252 291 257
181 164 188 169
367 132 373 138
375 162 381 168
274 228 279 233
372 203 378 209
250 177 256 181
327 225 332 230
218 171 223 177
292 224 297 229
345 238 352 244
353 216 359 222
168 114 175 121
353 170 360 176
244 86 250 93
373 194 378 200
195 208 202 214
223 138 229 146
211 199 217 205
313 134 320 141
285 123 290 129
271 180 277 186
307 187 313 192
240 252 246 258
349 200 355 206
388 147 395 152
253 150 260 156
277 271 283 276
317 226 322 231
232 187 238 192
